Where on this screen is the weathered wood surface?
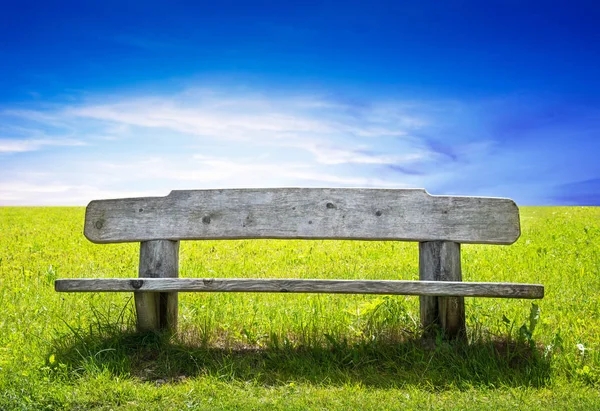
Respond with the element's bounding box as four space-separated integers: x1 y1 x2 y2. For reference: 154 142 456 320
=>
419 241 465 339
84 188 520 245
135 240 179 332
55 278 544 298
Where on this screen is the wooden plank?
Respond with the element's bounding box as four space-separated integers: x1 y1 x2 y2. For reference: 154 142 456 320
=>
419 241 465 339
135 240 179 332
84 188 520 245
54 278 544 298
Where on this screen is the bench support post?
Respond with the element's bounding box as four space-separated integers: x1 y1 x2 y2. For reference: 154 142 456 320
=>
135 240 180 332
419 241 466 339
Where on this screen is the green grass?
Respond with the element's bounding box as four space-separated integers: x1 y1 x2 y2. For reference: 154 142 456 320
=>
0 206 599 409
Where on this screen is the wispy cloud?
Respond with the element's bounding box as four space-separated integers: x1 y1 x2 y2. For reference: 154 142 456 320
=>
0 138 86 153
1 86 598 205
0 181 155 205
302 143 431 166
61 88 441 169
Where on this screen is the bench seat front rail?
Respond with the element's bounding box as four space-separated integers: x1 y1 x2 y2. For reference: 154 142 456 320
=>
55 278 544 298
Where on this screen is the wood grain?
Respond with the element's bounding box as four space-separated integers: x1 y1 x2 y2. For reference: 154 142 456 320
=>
419 241 465 339
84 188 520 245
135 240 179 332
55 278 544 298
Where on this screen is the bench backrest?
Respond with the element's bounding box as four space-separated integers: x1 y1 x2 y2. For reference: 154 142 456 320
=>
84 188 520 245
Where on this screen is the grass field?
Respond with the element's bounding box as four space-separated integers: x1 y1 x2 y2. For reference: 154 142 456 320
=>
1 206 599 409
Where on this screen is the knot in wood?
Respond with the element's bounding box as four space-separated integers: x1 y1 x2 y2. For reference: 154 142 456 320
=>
130 279 144 289
202 216 211 224
95 220 104 229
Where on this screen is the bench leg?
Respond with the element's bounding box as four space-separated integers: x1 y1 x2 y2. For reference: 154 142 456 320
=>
419 241 466 340
135 240 180 332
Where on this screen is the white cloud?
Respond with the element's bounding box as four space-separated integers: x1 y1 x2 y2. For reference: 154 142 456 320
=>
89 155 408 188
57 90 441 172
67 98 336 140
1 85 526 205
0 182 156 205
302 143 432 166
0 152 414 205
0 138 86 153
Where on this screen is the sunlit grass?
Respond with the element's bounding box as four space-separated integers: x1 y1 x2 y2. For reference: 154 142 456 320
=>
0 206 599 409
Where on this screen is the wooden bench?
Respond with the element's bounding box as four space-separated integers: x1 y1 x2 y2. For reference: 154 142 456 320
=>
55 188 544 339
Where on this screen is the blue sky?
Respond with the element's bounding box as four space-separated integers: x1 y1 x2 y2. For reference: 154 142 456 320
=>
1 0 599 205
